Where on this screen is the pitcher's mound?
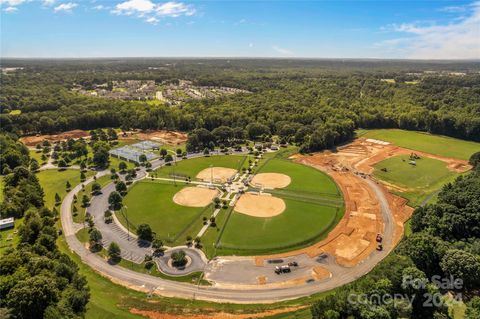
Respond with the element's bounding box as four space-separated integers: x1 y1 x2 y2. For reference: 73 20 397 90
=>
173 187 219 207
251 173 291 189
196 167 237 183
234 193 286 217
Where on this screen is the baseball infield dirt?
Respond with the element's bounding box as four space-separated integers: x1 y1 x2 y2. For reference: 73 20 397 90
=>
234 193 286 218
196 167 237 183
173 187 219 207
251 173 291 189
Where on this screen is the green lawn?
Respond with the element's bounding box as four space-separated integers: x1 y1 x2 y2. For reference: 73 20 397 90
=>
357 129 480 160
37 169 94 209
0 218 22 256
154 154 246 179
373 155 461 207
120 180 212 244
217 199 342 254
257 158 341 197
72 174 112 223
29 149 47 165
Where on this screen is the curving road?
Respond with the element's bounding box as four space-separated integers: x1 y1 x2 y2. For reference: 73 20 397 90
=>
60 153 398 303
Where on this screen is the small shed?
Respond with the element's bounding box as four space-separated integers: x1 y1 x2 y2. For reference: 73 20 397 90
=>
0 217 14 230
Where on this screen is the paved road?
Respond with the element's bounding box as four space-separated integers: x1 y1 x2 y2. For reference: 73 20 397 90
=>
60 154 398 303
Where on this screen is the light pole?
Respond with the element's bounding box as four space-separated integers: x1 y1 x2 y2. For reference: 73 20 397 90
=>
167 149 177 185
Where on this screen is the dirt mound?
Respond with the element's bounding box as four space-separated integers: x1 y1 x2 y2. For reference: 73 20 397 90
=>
127 130 188 145
196 167 237 183
234 193 286 218
251 173 291 189
20 130 89 147
173 187 219 207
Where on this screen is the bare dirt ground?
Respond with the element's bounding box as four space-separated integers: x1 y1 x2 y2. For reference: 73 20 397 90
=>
251 173 291 189
129 306 305 319
121 130 188 146
253 138 422 268
20 129 89 146
196 167 237 183
173 187 219 207
234 193 286 217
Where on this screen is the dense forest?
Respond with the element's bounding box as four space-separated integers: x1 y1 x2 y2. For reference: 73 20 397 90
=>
1 59 479 152
311 157 480 319
0 135 90 318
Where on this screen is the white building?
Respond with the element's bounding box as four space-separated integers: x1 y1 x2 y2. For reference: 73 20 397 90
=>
0 217 14 230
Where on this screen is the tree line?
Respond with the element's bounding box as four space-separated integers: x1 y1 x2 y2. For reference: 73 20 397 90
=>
0 134 90 318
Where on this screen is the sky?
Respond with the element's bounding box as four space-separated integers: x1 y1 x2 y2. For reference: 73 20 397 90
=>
1 0 479 59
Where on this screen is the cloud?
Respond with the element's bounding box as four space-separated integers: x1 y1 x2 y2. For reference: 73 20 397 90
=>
42 0 56 6
439 5 467 13
156 1 195 17
113 0 195 23
379 1 480 59
0 0 27 6
249 43 254 48
113 0 155 15
3 6 17 12
92 4 104 10
145 16 158 24
54 2 77 12
272 45 294 56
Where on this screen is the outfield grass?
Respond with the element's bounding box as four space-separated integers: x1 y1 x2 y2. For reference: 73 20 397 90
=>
357 129 480 160
154 155 247 179
257 158 341 197
72 174 112 223
120 180 212 244
37 169 94 209
217 199 341 254
373 155 461 206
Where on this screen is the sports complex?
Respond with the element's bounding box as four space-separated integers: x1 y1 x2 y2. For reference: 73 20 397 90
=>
51 128 478 302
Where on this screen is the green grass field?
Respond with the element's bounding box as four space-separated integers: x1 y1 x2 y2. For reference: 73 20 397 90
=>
154 154 247 179
29 149 47 164
37 169 94 209
257 158 340 197
0 218 23 256
217 199 341 254
120 180 213 244
357 129 480 160
373 155 461 206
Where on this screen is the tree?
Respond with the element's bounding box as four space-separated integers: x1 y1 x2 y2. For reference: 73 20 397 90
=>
246 122 270 140
440 249 480 290
92 141 110 168
6 275 60 319
203 147 210 156
58 159 67 168
115 181 127 195
54 193 61 204
89 228 103 252
171 250 187 267
160 148 167 158
152 239 164 254
165 154 173 163
91 182 101 195
176 148 182 155
107 242 121 261
80 171 86 182
137 224 154 242
139 154 147 164
118 161 127 172
108 191 122 210
81 194 90 207
65 181 71 190
469 151 480 169
30 159 39 172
